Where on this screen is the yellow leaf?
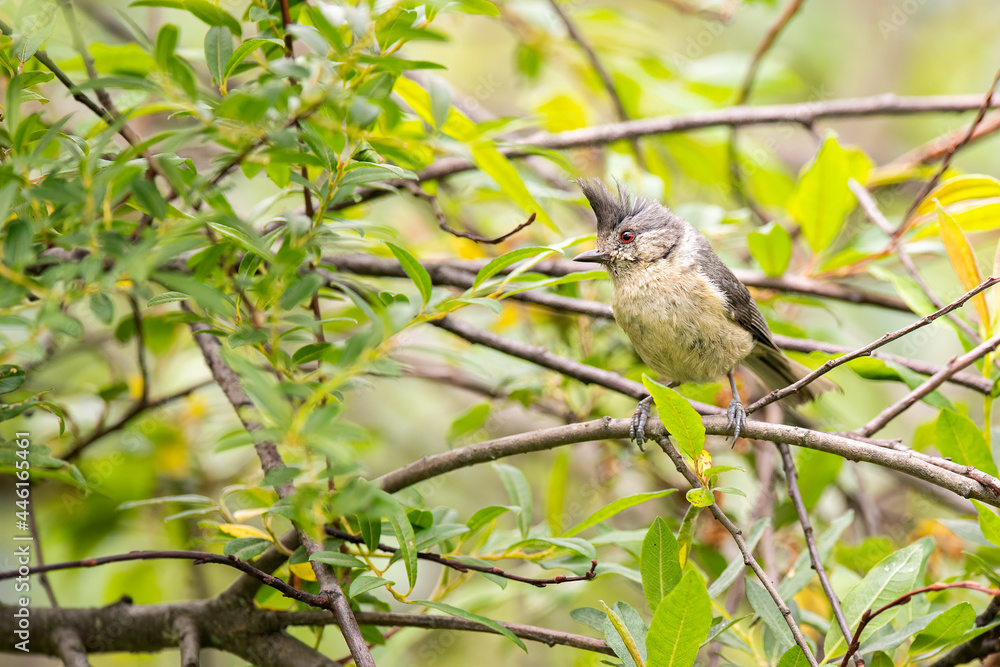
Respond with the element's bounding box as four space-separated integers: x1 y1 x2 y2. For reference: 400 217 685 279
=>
936 202 990 326
218 523 273 541
393 77 479 142
470 141 555 230
233 508 268 522
289 561 317 582
916 174 1000 218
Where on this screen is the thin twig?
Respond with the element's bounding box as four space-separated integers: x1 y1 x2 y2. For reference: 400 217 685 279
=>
839 582 1000 667
174 616 201 667
849 177 988 349
403 182 537 243
324 526 597 588
777 442 859 665
63 381 212 460
544 0 646 167
748 275 1000 413
728 0 806 222
652 433 819 666
52 626 91 667
895 65 1000 238
28 508 59 608
334 92 1000 210
886 111 1000 171
855 332 1000 437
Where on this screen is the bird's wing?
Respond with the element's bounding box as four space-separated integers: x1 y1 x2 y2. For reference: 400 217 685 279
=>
696 245 777 349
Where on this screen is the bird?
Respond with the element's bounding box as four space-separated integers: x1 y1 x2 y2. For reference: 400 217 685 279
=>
572 179 835 448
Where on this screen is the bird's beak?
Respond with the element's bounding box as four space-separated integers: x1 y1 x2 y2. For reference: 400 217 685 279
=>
572 248 612 264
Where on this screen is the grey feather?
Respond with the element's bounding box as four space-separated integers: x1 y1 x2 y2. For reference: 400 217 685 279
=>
693 241 776 349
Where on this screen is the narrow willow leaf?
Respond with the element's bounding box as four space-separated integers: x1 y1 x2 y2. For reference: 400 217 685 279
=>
746 578 794 654
642 375 705 461
223 38 283 85
603 601 645 667
937 202 990 326
915 174 1000 218
640 517 682 614
386 242 433 307
824 538 933 658
778 510 853 599
494 463 532 537
386 503 418 590
563 490 676 538
309 551 366 569
708 518 769 598
936 409 997 476
349 575 393 599
646 570 711 667
472 247 557 290
416 600 526 651
546 450 570 534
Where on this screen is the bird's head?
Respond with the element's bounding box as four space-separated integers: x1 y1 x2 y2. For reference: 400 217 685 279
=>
572 179 685 269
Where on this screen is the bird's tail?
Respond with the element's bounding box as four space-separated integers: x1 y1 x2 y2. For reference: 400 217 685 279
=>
742 343 837 405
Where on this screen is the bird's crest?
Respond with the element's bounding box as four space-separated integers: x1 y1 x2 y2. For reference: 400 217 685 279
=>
577 178 652 233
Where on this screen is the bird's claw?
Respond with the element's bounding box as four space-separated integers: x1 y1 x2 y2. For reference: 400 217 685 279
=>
630 395 654 451
726 397 746 443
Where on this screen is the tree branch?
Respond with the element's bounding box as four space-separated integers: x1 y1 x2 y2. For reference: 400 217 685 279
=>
855 332 1000 437
748 275 1000 413
334 92 1000 209
324 526 596 588
377 415 1000 507
652 432 819 666
928 594 1000 667
174 615 201 667
186 319 376 667
777 441 859 665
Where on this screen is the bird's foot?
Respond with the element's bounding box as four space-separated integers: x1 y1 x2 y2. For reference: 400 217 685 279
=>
631 395 654 451
726 396 746 443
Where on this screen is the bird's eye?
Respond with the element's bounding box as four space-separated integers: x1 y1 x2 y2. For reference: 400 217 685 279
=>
620 230 635 243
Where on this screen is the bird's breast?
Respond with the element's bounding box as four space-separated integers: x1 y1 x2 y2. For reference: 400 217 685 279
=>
610 262 754 384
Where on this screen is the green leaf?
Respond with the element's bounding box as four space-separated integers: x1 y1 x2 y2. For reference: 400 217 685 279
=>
747 222 792 277
563 490 676 538
0 365 27 395
936 409 997 476
909 602 975 654
789 134 872 252
779 510 854 599
640 517 682 614
204 26 233 85
131 0 242 36
470 141 555 230
642 375 705 460
472 247 558 290
571 607 607 633
223 536 271 560
746 578 794 654
279 273 325 311
859 612 937 655
824 538 933 658
309 551 366 569
646 570 712 667
466 505 513 534
603 601 645 667
447 402 490 443
778 646 810 667
795 448 843 510
89 293 115 325
546 450 569 534
386 242 433 307
972 499 1000 547
386 502 418 589
494 463 532 537
349 574 393 598
118 494 214 510
415 600 526 652
223 38 283 85
708 518 769 598
147 291 189 307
